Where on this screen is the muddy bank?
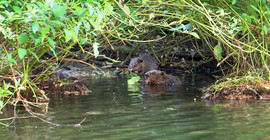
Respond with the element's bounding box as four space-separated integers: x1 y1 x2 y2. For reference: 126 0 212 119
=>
203 78 270 100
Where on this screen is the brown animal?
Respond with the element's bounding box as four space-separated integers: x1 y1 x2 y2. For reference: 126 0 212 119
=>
128 54 158 75
144 70 181 86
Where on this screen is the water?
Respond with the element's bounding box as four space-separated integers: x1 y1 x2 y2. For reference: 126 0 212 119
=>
0 74 270 139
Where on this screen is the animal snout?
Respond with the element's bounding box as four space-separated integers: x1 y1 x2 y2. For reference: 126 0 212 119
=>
144 72 151 77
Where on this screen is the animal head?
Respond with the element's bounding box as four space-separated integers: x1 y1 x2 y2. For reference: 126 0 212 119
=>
128 57 144 74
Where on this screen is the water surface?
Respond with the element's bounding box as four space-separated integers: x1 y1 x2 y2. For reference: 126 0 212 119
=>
0 74 270 140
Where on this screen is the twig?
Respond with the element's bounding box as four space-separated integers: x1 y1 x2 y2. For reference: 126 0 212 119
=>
101 32 114 50
63 58 97 69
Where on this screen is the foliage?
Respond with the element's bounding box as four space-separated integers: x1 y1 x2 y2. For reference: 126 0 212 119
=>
0 0 123 117
127 72 140 85
0 0 270 124
0 82 14 113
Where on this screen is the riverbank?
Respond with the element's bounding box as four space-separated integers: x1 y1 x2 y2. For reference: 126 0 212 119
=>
203 76 270 100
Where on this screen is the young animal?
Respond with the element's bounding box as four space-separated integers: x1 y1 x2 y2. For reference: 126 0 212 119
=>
128 54 158 75
144 70 181 86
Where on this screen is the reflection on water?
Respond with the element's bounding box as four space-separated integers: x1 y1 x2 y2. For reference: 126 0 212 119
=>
0 74 270 140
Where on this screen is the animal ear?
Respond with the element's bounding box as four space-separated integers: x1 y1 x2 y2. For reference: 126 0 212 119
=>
161 71 165 75
137 58 143 63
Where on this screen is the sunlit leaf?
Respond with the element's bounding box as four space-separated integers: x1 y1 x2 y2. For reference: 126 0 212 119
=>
169 23 192 31
48 37 58 59
51 20 65 26
18 48 27 59
104 3 113 11
64 29 73 42
0 14 4 23
90 20 102 30
48 37 56 48
74 26 79 34
263 25 268 35
79 38 88 46
123 5 130 15
142 0 149 4
50 26 56 36
3 54 17 66
49 46 58 60
34 37 42 45
26 4 32 11
8 54 17 66
17 33 28 45
84 20 90 30
189 32 200 39
251 5 260 13
32 23 39 33
71 30 78 41
127 76 140 85
93 42 99 58
232 0 237 5
78 10 87 19
41 27 50 41
214 45 223 61
0 101 3 109
12 6 22 14
53 5 66 19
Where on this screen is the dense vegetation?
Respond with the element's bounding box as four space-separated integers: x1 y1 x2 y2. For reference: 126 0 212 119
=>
0 0 269 124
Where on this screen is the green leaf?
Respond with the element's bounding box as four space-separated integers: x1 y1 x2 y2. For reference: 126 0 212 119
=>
17 33 28 45
263 25 268 35
214 45 223 61
78 10 87 19
232 0 237 5
90 20 102 30
64 29 73 42
32 23 39 33
51 20 65 26
241 13 251 23
48 38 56 48
79 38 88 46
123 5 130 15
49 46 58 60
93 42 99 58
71 30 78 41
26 4 32 11
0 101 3 109
53 5 66 19
128 76 140 85
34 37 42 45
83 20 90 30
29 51 39 61
8 54 17 66
189 32 200 39
47 38 58 59
250 5 260 13
74 26 79 34
12 6 22 14
18 48 27 59
41 26 50 41
50 26 56 36
104 3 113 12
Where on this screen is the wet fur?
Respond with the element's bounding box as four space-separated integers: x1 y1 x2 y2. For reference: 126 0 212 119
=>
145 70 181 86
128 55 158 75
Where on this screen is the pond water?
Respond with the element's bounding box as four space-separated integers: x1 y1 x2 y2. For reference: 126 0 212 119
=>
0 74 270 140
